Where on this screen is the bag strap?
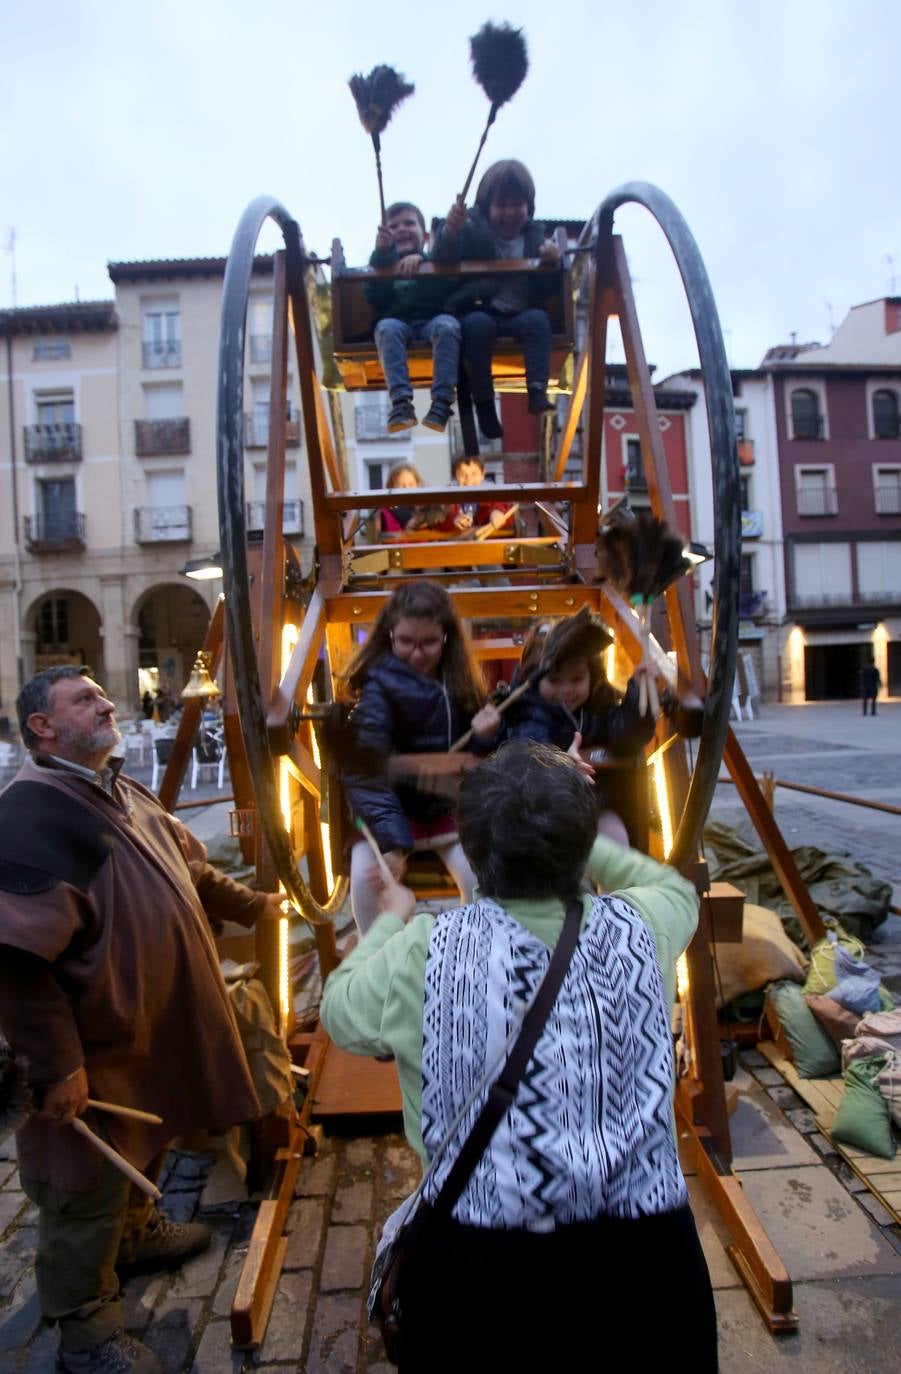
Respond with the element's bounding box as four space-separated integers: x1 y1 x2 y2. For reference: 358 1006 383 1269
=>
430 895 584 1222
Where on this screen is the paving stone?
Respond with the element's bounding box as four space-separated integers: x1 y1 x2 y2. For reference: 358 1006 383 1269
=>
0 1132 17 1162
256 1270 312 1364
0 1273 43 1352
729 1089 821 1170
12 1320 57 1374
295 1153 337 1197
751 1066 787 1087
833 1161 870 1193
855 1191 897 1228
766 1084 805 1110
807 1131 840 1159
320 1226 368 1292
190 1317 244 1374
332 1181 372 1225
0 1226 38 1301
343 1140 375 1170
738 1049 769 1069
284 1198 326 1270
0 1163 17 1188
381 1146 420 1199
784 1106 820 1135
121 1273 164 1334
739 1165 901 1281
168 1216 234 1298
305 1294 360 1374
212 1249 246 1318
0 1191 27 1236
142 1296 203 1372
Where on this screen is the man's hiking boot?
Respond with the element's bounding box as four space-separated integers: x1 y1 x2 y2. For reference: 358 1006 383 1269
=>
118 1212 211 1274
387 399 417 432
422 400 452 432
475 400 503 439
57 1331 163 1374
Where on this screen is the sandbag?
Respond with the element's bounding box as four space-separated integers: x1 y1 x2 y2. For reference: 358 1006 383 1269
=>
827 944 883 1015
856 1009 901 1052
713 902 807 1009
874 1053 901 1130
831 1054 896 1160
805 994 860 1049
765 980 841 1078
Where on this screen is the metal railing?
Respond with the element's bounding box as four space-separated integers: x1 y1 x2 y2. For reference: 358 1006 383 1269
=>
875 485 901 515
134 505 193 543
142 339 182 369
739 589 769 620
24 422 82 463
24 512 86 552
791 414 825 440
249 334 272 364
718 770 901 818
134 417 191 457
796 486 837 516
246 499 304 535
355 403 411 442
243 411 301 448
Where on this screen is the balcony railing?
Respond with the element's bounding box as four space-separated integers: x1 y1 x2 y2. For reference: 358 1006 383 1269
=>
134 417 191 457
875 485 901 515
739 589 769 620
450 421 502 461
24 422 82 463
791 415 825 440
243 412 301 448
142 339 182 369
796 486 838 516
249 334 272 364
246 499 304 535
355 403 411 442
134 505 193 543
24 512 86 553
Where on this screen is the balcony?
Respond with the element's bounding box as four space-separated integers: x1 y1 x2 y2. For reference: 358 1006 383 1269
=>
246 500 304 535
355 403 411 443
134 417 191 457
797 486 837 516
791 416 825 440
24 512 86 554
243 411 301 448
134 505 193 543
450 420 502 461
142 339 182 369
739 589 769 620
738 439 755 466
249 334 272 364
875 485 901 515
24 422 82 463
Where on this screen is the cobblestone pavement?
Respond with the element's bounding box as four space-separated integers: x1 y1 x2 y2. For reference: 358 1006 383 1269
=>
2 703 900 1371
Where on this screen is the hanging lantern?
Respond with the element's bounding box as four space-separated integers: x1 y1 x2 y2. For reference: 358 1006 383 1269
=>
181 651 219 700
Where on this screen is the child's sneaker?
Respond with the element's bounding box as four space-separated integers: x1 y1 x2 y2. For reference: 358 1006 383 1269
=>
422 400 452 432
476 400 503 440
387 399 417 432
527 386 555 416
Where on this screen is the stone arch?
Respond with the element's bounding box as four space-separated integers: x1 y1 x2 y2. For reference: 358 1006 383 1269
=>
129 581 212 708
23 587 104 684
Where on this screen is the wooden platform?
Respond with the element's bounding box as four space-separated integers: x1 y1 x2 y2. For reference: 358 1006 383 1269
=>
758 1042 901 1223
309 1039 403 1121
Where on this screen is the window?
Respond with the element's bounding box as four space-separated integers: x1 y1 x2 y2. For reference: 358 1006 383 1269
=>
874 466 901 515
792 542 852 606
739 475 751 511
249 297 273 364
33 339 71 361
624 438 647 489
39 596 69 646
39 477 77 532
36 394 75 427
858 541 901 600
791 388 823 440
873 389 900 440
796 465 837 516
143 383 183 419
366 461 386 490
740 553 754 597
734 410 747 441
142 299 181 368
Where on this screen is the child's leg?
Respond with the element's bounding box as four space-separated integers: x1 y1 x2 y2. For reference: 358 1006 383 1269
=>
349 839 384 935
509 309 553 411
461 312 498 403
374 318 414 402
422 315 461 405
438 841 477 904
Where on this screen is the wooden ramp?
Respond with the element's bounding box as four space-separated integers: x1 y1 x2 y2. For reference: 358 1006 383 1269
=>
309 1035 403 1122
759 1042 901 1224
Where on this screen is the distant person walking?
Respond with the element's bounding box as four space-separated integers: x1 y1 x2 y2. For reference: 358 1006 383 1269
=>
860 655 881 716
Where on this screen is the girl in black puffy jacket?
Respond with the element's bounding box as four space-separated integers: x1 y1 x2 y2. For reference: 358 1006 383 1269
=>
504 620 656 845
342 581 501 933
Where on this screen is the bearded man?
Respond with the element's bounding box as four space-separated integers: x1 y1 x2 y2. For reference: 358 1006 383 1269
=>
0 666 283 1374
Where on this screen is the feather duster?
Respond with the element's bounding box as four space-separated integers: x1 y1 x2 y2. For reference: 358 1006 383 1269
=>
348 65 415 222
0 1039 32 1133
459 23 529 201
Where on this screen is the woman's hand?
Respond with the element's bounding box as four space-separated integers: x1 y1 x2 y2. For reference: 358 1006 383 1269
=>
377 873 417 923
566 731 596 781
445 197 467 236
471 702 502 741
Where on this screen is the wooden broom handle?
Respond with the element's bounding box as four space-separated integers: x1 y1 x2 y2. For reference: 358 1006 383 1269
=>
87 1099 163 1125
71 1118 162 1200
450 675 536 753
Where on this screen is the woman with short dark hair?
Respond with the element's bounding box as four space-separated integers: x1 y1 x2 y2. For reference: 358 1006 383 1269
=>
322 740 717 1371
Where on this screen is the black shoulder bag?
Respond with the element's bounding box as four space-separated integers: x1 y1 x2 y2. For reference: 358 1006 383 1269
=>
370 897 583 1364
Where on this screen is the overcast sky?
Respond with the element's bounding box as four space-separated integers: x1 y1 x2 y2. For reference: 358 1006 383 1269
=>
3 0 899 378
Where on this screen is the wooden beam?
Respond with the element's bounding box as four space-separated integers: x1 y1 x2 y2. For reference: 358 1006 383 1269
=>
323 481 584 511
325 584 603 624
158 597 225 812
552 349 588 482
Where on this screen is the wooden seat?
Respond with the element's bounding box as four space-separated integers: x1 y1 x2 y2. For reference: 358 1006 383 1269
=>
330 237 574 393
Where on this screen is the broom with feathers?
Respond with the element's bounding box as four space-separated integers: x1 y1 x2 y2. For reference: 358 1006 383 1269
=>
458 23 529 203
348 65 415 224
596 510 691 717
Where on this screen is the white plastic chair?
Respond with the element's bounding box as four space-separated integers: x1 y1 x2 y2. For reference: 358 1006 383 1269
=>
190 737 226 790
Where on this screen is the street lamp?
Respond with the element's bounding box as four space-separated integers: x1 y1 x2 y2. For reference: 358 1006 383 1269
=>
181 552 223 581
